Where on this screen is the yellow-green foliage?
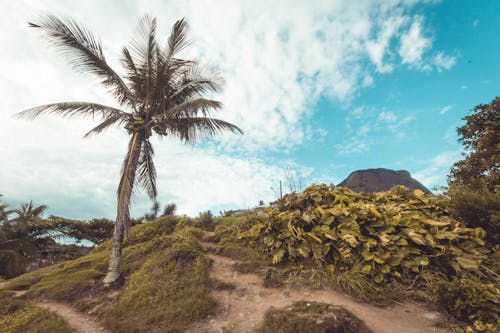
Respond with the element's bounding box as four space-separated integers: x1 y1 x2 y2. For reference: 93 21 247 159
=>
429 277 500 333
258 301 372 333
234 184 498 329
239 184 489 284
448 182 500 244
213 215 271 272
124 215 179 245
98 228 215 333
0 298 74 333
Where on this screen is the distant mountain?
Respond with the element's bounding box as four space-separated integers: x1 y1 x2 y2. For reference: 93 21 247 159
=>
338 168 431 194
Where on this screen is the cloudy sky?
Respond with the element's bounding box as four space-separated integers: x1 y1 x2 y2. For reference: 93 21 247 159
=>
0 0 498 219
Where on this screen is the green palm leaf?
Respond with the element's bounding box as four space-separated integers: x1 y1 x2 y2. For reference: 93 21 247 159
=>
15 102 130 121
28 15 134 107
161 116 243 142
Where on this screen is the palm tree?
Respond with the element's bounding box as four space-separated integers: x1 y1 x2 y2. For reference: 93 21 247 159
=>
0 202 14 225
15 15 242 284
11 201 48 224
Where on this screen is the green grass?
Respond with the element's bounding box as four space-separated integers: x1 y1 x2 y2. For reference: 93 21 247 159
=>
2 250 107 300
0 298 74 333
258 301 373 333
1 217 216 333
97 227 215 333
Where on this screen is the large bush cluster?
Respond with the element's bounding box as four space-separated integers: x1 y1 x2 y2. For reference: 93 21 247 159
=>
240 184 488 283
237 184 499 332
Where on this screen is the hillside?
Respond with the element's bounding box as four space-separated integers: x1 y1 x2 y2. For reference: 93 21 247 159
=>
338 168 431 194
0 185 498 332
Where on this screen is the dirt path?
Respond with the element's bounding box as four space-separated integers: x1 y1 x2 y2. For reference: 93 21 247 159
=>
37 301 111 333
186 242 452 333
1 282 110 333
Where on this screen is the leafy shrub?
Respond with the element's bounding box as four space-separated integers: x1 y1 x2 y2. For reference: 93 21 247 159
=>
196 210 214 230
448 183 500 244
239 184 489 285
429 277 500 332
232 183 498 327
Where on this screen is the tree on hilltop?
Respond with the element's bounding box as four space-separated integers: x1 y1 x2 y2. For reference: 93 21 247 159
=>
447 96 499 244
16 15 242 284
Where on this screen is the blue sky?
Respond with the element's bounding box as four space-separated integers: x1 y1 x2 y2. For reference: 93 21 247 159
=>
0 0 498 219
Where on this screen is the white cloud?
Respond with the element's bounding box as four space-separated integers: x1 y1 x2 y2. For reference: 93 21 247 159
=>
335 139 371 155
0 133 286 217
377 111 398 123
399 17 432 66
439 105 453 114
413 151 461 188
335 124 371 155
0 0 456 218
366 16 406 73
362 74 374 87
433 52 456 71
443 125 458 144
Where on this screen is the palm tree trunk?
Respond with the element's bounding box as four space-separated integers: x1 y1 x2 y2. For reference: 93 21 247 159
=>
103 133 142 284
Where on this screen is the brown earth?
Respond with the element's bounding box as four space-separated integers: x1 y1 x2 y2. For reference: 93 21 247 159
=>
0 282 110 333
2 238 452 333
185 241 451 333
37 301 111 333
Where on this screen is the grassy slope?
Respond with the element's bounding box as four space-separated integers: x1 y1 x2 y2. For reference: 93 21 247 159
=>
1 216 215 333
1 188 498 333
0 298 74 333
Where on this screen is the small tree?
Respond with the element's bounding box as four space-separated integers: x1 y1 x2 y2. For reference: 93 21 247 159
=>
447 96 500 244
162 203 177 216
11 201 48 224
449 96 499 189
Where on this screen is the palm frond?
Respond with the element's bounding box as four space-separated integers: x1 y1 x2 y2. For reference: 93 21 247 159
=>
160 117 243 142
126 14 160 115
166 18 189 58
136 140 157 200
28 15 134 107
121 47 138 76
156 98 222 120
15 102 131 121
129 15 158 73
170 76 221 101
83 114 129 138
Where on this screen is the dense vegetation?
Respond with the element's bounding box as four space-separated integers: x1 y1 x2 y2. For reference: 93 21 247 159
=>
0 200 115 278
1 189 498 332
1 217 215 332
437 96 500 333
447 97 499 245
212 185 499 332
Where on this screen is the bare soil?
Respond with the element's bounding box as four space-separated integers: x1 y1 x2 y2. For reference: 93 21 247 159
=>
1 282 110 333
185 241 452 333
2 239 453 333
37 301 111 333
